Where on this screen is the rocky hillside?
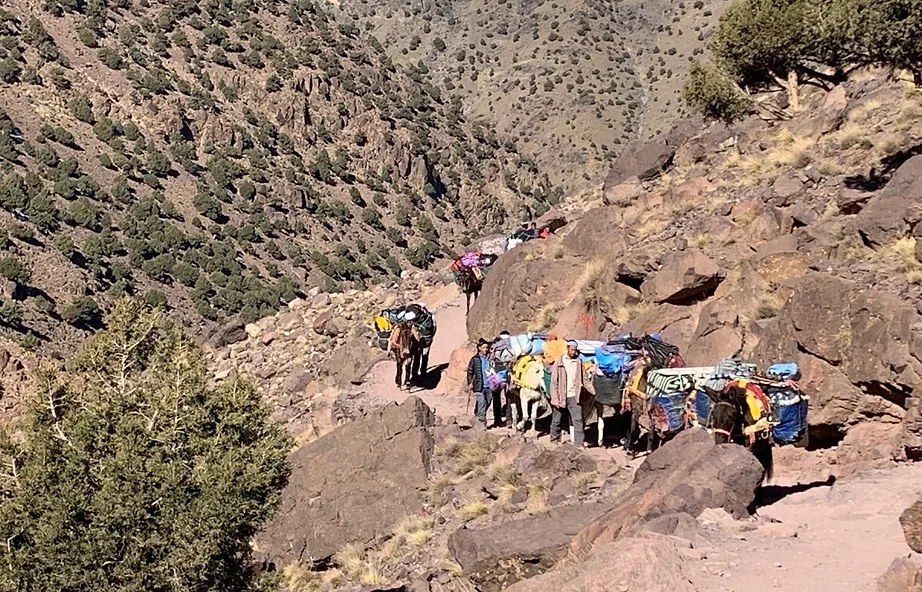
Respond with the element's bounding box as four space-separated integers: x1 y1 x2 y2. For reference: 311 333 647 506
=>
469 74 922 467
335 0 729 192
0 0 557 358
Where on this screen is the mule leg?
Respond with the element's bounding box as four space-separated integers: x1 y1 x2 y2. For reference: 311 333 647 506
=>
529 395 539 433
395 358 403 388
598 416 605 448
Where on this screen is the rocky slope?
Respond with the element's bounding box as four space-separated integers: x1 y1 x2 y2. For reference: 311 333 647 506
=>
468 74 922 468
0 0 556 359
334 0 729 192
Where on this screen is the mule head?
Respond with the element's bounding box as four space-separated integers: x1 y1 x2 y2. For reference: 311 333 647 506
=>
708 385 745 444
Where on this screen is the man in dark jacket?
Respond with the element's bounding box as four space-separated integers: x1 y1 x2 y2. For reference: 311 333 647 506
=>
467 339 493 426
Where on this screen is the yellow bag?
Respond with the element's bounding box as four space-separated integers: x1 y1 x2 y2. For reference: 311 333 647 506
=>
512 355 545 390
374 315 391 332
472 266 485 281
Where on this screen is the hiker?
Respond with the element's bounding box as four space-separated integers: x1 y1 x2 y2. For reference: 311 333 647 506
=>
549 339 585 447
467 339 496 427
488 330 513 428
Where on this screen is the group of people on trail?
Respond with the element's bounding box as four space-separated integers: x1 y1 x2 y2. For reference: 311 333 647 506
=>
467 334 588 447
465 330 809 460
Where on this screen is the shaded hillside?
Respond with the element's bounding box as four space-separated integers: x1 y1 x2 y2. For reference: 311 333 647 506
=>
335 0 729 191
0 0 557 355
469 74 922 466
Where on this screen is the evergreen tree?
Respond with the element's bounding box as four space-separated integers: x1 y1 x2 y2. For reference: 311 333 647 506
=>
0 300 290 592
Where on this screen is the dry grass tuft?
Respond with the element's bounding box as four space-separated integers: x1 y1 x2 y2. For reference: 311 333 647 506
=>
491 463 524 503
380 514 436 558
333 544 390 587
434 436 464 458
737 131 815 184
532 301 565 331
878 237 922 283
689 233 713 249
572 471 599 495
754 293 785 320
457 497 490 522
611 301 653 326
524 483 550 515
635 218 664 237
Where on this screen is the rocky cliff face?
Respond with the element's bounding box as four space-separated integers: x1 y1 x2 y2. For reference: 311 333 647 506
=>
468 76 922 466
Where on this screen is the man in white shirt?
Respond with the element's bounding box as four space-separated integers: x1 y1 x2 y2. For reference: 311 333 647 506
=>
549 340 585 447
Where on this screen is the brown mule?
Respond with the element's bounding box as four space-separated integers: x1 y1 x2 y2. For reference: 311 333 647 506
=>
390 322 422 390
457 268 483 314
704 385 774 481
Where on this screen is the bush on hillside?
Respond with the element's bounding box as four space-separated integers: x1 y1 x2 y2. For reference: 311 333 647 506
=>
0 256 30 285
683 62 752 122
61 295 100 328
0 300 290 592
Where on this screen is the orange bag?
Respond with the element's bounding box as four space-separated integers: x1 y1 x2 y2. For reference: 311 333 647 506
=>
543 338 566 363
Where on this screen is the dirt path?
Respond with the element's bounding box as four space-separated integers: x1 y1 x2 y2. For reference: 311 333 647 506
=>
356 284 471 419
688 462 922 591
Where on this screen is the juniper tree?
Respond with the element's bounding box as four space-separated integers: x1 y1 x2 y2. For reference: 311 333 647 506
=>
0 299 290 592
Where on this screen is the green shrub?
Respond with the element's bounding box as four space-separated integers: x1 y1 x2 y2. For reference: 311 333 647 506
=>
60 294 99 327
0 300 290 591
682 62 752 122
0 256 30 285
143 289 167 308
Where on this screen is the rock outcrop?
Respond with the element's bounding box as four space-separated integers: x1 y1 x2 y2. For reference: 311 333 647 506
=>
901 499 922 554
503 429 760 592
506 533 696 592
256 397 435 565
447 501 614 589
568 429 763 558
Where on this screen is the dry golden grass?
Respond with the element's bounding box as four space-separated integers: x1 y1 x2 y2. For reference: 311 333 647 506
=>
490 463 524 504
457 497 490 522
635 218 664 237
879 237 922 283
737 130 815 185
579 258 608 300
532 301 565 331
380 514 436 558
611 301 653 326
572 471 599 496
815 158 847 176
690 234 713 249
754 293 785 320
434 436 464 458
282 565 346 592
333 544 390 587
524 483 549 515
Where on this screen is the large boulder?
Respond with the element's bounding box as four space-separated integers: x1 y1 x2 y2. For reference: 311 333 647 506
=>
568 429 763 558
876 558 922 592
901 499 922 553
639 250 724 304
856 154 922 246
447 501 614 590
256 397 434 565
753 272 922 455
604 142 675 186
505 533 696 592
467 240 583 339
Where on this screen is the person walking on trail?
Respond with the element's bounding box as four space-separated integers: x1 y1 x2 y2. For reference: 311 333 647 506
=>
549 340 585 447
467 339 495 427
